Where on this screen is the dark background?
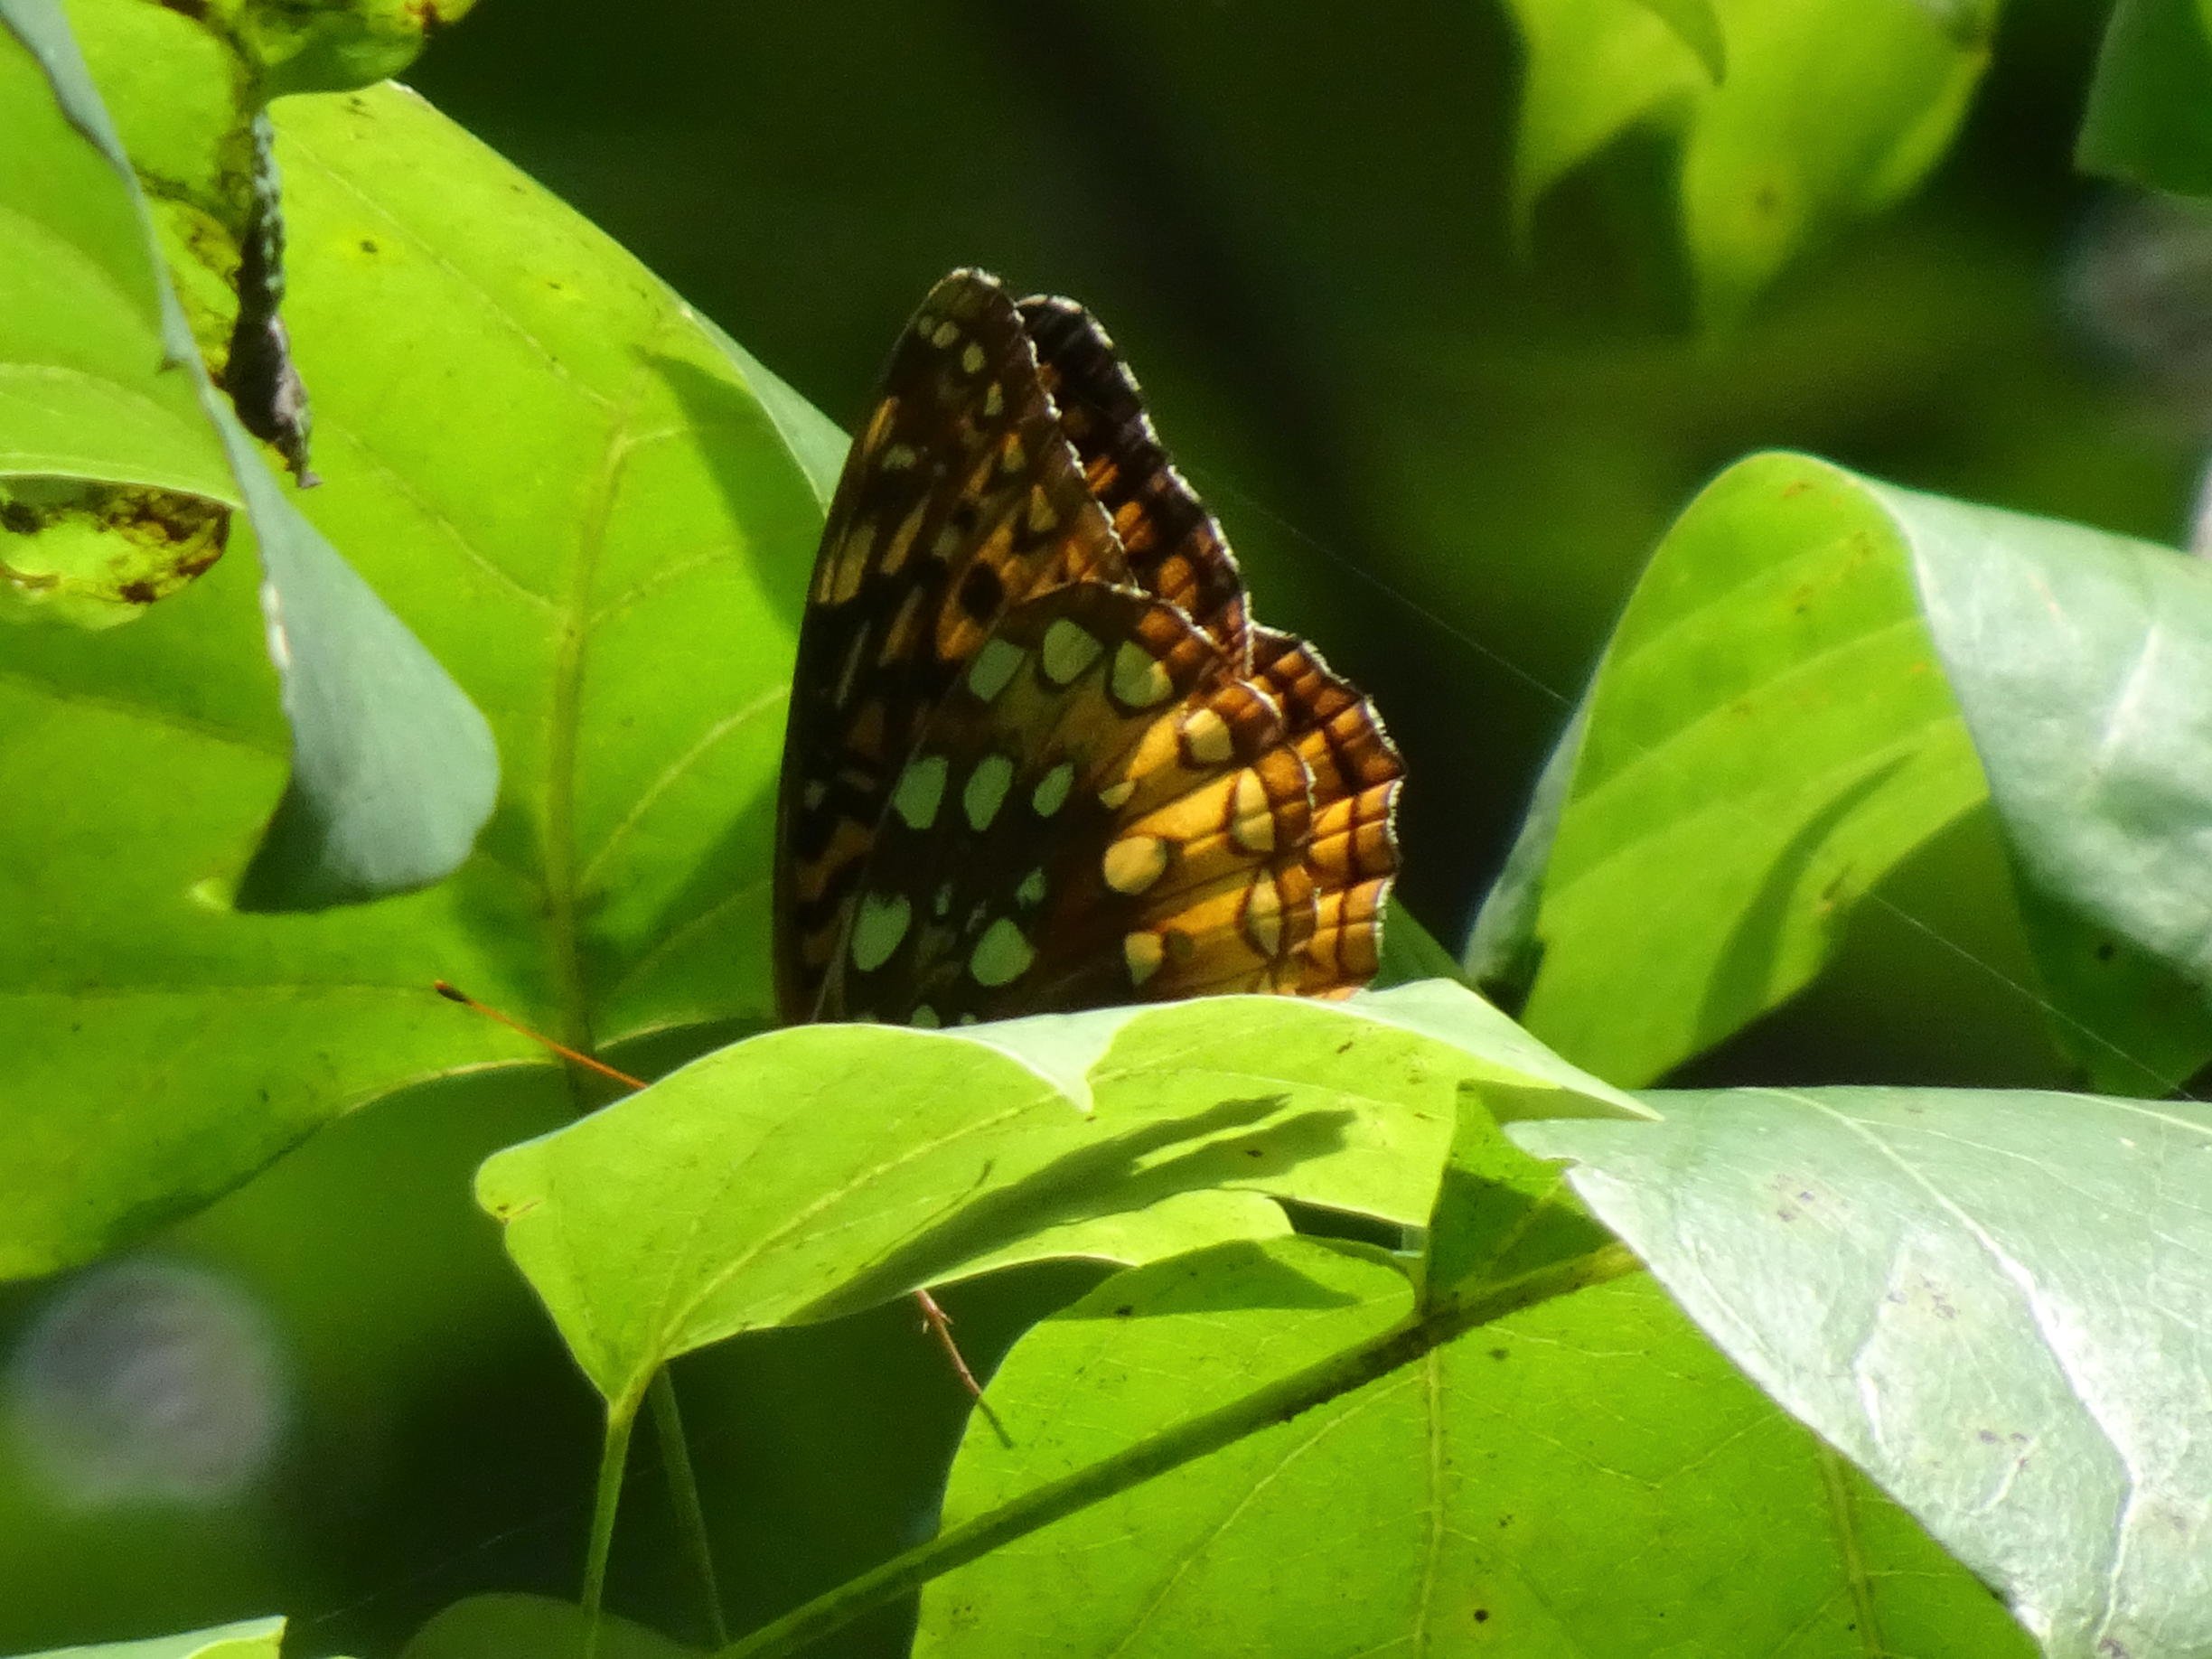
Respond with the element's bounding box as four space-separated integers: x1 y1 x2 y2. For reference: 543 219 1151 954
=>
5 2 2205 1654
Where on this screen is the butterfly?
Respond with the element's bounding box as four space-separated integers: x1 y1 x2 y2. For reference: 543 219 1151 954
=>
772 269 1401 1029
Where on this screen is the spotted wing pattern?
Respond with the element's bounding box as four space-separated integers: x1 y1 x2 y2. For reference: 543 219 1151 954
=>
774 268 1401 1026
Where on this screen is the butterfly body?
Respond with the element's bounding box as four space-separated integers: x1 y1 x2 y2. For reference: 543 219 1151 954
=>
773 270 1400 1027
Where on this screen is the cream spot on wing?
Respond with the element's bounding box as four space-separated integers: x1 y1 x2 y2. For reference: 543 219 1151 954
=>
850 892 913 971
910 1005 940 1029
1016 867 1047 906
1180 706 1233 765
1124 931 1165 987
969 917 1036 987
1111 640 1174 708
929 319 961 349
891 754 949 830
1102 835 1171 895
961 341 986 374
1231 769 1276 851
964 753 1015 830
1242 876 1283 956
1040 619 1103 685
1031 761 1075 817
881 442 919 472
1098 777 1137 811
966 637 1026 701
983 382 1005 417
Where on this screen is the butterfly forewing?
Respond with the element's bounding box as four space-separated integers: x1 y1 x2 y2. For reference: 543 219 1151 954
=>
775 271 1133 1021
775 267 1402 1027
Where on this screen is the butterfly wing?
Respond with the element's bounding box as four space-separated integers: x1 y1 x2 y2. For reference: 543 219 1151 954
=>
1017 295 1252 664
774 271 1132 1022
1251 628 1402 994
778 268 1401 1026
816 584 1320 1025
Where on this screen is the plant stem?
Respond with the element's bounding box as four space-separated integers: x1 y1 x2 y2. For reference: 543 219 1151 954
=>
582 1401 637 1652
715 1243 1644 1659
649 1367 730 1646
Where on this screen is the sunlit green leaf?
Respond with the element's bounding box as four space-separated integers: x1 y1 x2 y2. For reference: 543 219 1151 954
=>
1482 450 2212 1091
914 1238 2032 1658
476 982 1639 1412
1514 1083 2212 1659
0 73 825 1278
1504 0 1996 323
13 1617 289 1659
0 1 497 906
1630 0 1725 77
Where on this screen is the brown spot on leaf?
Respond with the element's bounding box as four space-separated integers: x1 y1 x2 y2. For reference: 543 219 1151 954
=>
0 476 230 619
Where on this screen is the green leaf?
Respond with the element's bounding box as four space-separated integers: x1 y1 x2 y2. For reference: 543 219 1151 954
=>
0 72 827 1278
0 1 498 906
1503 0 1997 323
212 0 485 98
1503 450 2212 1091
475 983 1640 1412
1631 0 1727 78
12 1617 289 1659
913 1238 2033 1658
400 1596 696 1659
1514 1083 2212 1659
2079 0 2212 196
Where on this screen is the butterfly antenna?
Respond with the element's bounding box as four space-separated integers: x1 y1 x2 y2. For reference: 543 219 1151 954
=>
432 979 649 1091
433 982 1010 1431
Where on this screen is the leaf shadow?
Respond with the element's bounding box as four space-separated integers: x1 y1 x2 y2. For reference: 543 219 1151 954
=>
1694 755 1911 1058
642 350 822 640
1058 1236 1381 1321
799 1092 1359 1322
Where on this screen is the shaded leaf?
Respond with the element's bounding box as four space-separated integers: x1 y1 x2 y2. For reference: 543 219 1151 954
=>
1504 0 1996 323
914 1238 2032 1658
1514 1083 2212 1659
2079 0 2212 197
400 1596 694 1659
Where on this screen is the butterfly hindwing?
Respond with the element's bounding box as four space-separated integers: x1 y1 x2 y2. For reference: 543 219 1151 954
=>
1251 628 1402 994
818 585 1320 1025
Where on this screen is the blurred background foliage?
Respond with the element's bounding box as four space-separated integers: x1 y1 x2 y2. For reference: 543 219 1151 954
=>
8 0 2212 1654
